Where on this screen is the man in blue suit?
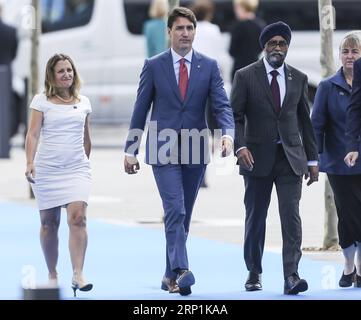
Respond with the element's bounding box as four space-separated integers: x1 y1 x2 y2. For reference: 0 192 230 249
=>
123 7 234 296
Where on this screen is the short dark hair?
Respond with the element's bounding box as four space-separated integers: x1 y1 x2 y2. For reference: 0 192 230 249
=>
167 7 197 29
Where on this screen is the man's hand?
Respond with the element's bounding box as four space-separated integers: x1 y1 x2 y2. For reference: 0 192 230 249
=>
344 151 359 167
124 155 140 174
236 148 254 171
305 165 319 186
221 137 233 157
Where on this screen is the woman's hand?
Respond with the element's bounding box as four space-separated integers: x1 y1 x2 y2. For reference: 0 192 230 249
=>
25 163 36 183
344 151 359 167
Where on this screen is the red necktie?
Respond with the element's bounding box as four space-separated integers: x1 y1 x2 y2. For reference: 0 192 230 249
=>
270 70 281 114
179 58 188 100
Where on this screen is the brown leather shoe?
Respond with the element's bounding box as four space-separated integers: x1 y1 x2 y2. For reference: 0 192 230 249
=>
161 276 180 293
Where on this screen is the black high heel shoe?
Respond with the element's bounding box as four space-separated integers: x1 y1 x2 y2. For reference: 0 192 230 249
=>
339 267 356 287
71 279 93 297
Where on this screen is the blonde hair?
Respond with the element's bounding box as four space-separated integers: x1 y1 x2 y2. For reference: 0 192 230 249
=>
339 30 361 52
233 0 259 13
149 0 168 19
44 53 81 99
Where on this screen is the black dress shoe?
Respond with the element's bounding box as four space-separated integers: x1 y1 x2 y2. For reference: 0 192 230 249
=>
354 274 361 288
339 267 356 287
284 273 308 295
245 272 262 291
176 270 195 296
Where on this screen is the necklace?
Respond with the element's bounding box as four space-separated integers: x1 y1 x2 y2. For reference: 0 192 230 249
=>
55 94 74 103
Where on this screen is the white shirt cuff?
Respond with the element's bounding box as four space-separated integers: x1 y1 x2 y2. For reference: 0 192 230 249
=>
125 153 137 158
222 135 233 144
235 146 246 155
307 161 318 166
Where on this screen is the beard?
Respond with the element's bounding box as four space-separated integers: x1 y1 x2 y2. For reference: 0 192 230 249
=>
266 52 286 68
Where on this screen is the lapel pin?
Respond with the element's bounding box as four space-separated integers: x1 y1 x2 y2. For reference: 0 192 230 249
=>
197 65 200 69
339 92 344 95
288 75 292 80
73 106 78 109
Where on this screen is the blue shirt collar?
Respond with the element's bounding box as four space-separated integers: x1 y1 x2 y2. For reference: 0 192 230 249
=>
330 68 352 93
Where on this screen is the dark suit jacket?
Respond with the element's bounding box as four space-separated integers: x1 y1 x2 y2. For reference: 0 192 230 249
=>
0 20 17 65
346 57 361 153
125 49 235 166
312 68 361 174
231 59 318 177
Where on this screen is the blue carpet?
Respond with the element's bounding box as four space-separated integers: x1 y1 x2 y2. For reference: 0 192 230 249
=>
0 200 359 300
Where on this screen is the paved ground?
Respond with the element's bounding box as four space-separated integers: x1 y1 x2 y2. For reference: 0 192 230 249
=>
1 200 352 300
2 124 343 266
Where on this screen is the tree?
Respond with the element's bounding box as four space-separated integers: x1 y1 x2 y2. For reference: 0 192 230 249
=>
28 0 41 198
30 0 40 103
318 0 339 250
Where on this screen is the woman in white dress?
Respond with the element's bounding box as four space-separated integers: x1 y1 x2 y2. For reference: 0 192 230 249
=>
25 53 93 296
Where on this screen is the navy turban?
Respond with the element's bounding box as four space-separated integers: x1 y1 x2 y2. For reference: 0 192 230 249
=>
259 21 292 48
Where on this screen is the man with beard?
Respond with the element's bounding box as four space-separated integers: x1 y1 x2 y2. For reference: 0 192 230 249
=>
230 21 319 295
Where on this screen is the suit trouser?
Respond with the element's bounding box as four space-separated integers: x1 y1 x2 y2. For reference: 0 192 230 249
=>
152 164 206 279
243 144 303 278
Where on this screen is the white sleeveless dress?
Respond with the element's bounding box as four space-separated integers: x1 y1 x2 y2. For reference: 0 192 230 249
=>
29 93 92 210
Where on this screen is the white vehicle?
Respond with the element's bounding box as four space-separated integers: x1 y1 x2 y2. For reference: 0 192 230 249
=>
2 0 361 123
3 0 147 123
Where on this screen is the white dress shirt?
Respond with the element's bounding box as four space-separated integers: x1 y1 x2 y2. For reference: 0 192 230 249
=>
170 48 233 145
263 57 286 106
171 48 192 82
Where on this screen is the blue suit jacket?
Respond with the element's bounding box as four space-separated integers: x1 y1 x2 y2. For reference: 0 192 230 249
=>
346 57 361 153
312 68 361 174
125 49 235 166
